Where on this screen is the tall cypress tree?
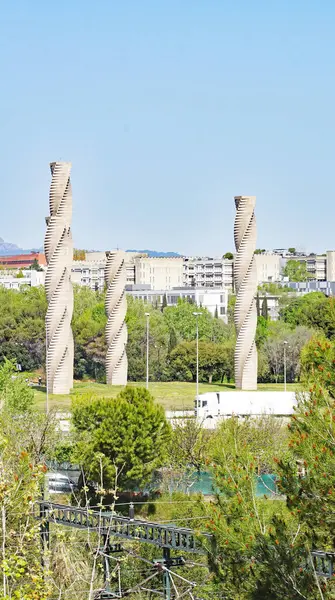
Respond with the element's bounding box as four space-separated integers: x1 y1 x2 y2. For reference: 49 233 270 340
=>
261 297 269 319
161 293 168 312
256 292 261 317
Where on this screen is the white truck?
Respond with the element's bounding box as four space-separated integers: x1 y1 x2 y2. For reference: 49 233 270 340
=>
195 390 297 420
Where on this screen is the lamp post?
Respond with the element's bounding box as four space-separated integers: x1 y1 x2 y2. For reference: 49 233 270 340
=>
284 340 288 392
145 313 150 389
193 312 201 409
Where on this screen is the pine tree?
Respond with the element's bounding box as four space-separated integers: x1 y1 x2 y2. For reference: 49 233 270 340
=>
256 292 261 317
261 297 268 319
168 328 178 353
161 293 168 311
214 305 219 319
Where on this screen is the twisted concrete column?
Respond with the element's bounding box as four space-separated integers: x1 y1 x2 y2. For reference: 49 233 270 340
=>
105 251 128 385
44 162 73 394
234 196 258 390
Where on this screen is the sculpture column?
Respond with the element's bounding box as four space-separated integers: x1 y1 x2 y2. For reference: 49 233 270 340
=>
44 162 74 394
233 196 258 390
105 251 128 385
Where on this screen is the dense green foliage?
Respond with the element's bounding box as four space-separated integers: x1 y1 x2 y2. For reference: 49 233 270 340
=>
205 339 335 598
72 387 171 493
283 259 309 282
0 286 46 371
0 284 325 386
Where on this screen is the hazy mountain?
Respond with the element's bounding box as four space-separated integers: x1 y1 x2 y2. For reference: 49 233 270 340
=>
126 249 182 257
0 238 42 256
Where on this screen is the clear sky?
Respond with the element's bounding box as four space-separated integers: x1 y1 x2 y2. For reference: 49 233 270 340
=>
1 0 334 256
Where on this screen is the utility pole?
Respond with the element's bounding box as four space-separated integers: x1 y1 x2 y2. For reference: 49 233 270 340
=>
193 312 201 409
284 340 288 392
163 548 171 600
145 313 150 389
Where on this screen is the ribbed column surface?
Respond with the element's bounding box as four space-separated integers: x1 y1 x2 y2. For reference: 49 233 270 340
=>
105 251 128 385
234 196 258 390
44 162 73 395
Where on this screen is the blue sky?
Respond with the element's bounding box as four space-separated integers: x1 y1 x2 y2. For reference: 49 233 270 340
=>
0 0 334 256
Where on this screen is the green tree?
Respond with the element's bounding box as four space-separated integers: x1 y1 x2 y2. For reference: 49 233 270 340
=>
227 294 236 324
168 327 177 353
161 293 168 311
0 286 47 371
169 418 212 472
281 292 335 338
164 299 213 342
205 404 335 599
263 323 312 383
288 247 296 254
169 340 234 383
283 259 309 282
72 387 171 492
0 359 34 413
29 258 43 271
256 292 261 317
223 252 234 260
261 297 268 319
15 270 24 278
214 305 218 319
73 248 86 261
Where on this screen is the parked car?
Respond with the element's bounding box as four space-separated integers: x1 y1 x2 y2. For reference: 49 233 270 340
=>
47 472 78 494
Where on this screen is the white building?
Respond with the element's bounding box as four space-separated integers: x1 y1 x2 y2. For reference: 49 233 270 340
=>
257 293 281 320
71 251 138 291
183 256 234 290
326 251 335 281
71 251 106 291
127 285 228 321
254 253 281 284
288 280 335 296
281 253 327 281
134 256 183 291
0 270 45 289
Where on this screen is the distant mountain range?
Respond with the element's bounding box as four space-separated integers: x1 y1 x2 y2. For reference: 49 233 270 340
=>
0 238 42 256
126 249 181 257
0 238 181 259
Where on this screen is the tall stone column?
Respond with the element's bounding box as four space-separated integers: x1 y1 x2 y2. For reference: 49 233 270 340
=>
44 162 74 394
233 196 258 390
105 251 128 385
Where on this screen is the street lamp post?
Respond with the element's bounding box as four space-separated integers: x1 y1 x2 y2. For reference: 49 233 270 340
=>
284 340 288 392
145 313 150 389
193 312 201 409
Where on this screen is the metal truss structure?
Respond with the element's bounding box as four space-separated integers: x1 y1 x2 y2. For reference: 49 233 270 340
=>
37 502 334 599
37 502 211 599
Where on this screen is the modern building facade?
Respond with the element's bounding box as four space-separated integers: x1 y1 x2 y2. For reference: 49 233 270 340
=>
288 280 335 296
183 256 234 289
254 253 281 284
0 270 45 289
126 285 228 322
234 195 258 390
71 251 139 291
281 253 327 281
44 162 74 395
326 251 335 281
0 252 46 268
133 256 183 290
105 251 128 385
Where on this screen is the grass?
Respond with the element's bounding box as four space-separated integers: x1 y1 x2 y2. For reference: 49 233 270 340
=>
33 380 300 412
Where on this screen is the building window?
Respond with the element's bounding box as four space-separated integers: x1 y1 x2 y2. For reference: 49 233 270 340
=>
220 307 225 315
220 294 224 303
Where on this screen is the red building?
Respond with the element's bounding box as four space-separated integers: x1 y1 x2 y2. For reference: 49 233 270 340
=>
0 252 46 269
